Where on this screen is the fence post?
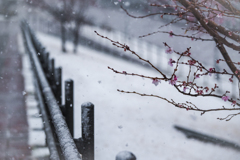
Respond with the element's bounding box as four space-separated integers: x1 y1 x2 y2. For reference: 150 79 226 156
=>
65 79 74 137
43 51 49 73
37 47 44 64
50 59 56 95
81 102 94 160
116 151 136 160
46 57 52 82
55 67 62 105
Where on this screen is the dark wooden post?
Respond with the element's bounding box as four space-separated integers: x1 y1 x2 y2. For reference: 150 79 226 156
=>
43 52 49 73
37 46 43 63
55 67 62 105
65 79 74 137
50 58 56 95
81 102 94 160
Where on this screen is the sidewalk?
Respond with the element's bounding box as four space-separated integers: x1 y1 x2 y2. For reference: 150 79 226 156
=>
0 20 31 159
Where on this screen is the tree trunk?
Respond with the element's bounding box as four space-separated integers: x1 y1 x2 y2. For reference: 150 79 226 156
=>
73 22 80 53
61 20 67 53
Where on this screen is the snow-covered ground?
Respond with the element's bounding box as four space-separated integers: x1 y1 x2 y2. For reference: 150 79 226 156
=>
37 32 240 160
19 34 50 159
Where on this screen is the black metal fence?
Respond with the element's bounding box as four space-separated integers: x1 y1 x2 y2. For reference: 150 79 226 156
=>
21 21 94 160
21 20 137 160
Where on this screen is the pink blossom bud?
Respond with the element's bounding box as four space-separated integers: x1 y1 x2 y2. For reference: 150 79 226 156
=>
168 58 174 67
183 87 188 92
217 13 223 18
165 47 173 54
222 96 229 102
204 19 208 24
152 79 160 86
231 100 236 106
188 60 196 65
195 74 200 79
205 87 209 92
209 68 214 76
169 31 173 37
169 75 178 85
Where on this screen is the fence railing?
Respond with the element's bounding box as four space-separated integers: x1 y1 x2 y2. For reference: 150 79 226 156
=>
21 21 137 160
21 21 95 160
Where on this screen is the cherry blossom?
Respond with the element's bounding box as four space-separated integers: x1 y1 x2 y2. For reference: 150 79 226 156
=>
169 31 173 37
95 0 240 120
183 86 188 92
168 58 175 67
232 100 236 106
165 47 173 54
196 90 203 95
205 87 209 92
222 96 229 102
188 60 196 65
174 6 178 11
169 75 178 85
217 13 223 18
208 68 214 76
152 79 160 86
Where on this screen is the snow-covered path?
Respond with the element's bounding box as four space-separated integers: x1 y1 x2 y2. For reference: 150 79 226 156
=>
38 32 240 160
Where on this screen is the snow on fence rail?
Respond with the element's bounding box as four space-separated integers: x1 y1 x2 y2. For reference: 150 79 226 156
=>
21 21 93 160
21 21 137 160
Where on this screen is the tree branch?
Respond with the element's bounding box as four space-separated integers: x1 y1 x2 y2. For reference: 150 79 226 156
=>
177 0 240 81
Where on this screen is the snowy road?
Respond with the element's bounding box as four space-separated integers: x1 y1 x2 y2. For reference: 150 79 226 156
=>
37 32 240 160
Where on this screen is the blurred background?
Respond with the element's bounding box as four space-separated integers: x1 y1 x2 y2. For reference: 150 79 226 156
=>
1 0 240 159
